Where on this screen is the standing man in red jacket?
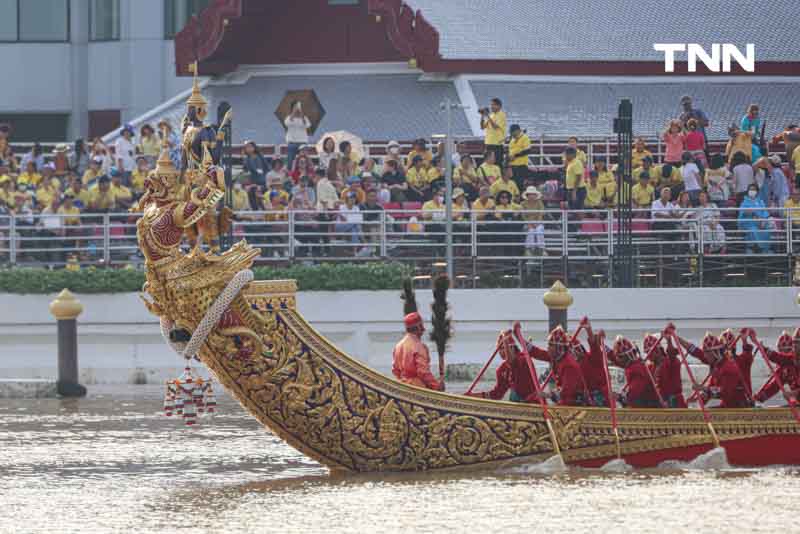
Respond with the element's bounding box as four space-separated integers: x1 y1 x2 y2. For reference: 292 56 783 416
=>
465 330 540 403
392 312 444 391
526 325 588 406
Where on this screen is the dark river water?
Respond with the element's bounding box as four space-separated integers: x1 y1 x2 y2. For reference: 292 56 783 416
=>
2 385 799 533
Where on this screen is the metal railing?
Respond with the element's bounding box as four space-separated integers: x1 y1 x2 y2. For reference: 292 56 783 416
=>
0 206 796 287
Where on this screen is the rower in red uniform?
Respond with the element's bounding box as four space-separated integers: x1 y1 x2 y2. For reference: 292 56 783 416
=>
612 336 661 408
392 312 444 391
575 318 609 406
672 331 752 408
465 330 540 403
526 325 588 406
722 328 755 399
754 329 800 404
645 334 686 408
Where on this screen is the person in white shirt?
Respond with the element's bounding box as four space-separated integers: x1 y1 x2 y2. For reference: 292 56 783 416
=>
680 151 702 205
336 192 363 247
651 186 680 246
284 101 311 169
114 125 137 179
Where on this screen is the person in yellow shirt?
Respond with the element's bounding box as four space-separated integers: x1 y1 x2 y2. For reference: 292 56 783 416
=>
564 136 588 166
0 177 12 206
631 137 653 169
340 177 366 204
404 139 433 172
88 176 116 212
65 179 91 209
564 147 586 209
231 182 250 211
632 156 657 188
110 172 133 209
480 98 507 166
631 172 655 210
585 171 608 209
784 190 800 228
592 159 616 201
263 177 290 206
494 190 521 218
489 165 521 201
82 157 103 186
508 124 532 189
406 155 430 201
36 177 60 210
477 150 502 186
131 156 150 194
656 163 683 195
793 144 800 190
451 187 469 221
453 155 479 199
58 194 82 225
471 186 495 221
421 188 446 242
17 161 42 188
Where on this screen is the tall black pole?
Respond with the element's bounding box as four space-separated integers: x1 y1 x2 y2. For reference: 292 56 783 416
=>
217 101 233 251
613 99 634 287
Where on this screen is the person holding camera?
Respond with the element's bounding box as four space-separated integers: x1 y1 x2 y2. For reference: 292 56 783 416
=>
480 98 507 167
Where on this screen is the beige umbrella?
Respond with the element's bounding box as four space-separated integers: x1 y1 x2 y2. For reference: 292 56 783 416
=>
315 130 365 161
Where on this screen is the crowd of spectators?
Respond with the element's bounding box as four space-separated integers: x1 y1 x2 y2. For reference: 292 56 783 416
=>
1 93 800 265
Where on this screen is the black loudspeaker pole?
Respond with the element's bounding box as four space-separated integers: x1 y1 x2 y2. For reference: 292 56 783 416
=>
217 101 233 251
612 99 634 287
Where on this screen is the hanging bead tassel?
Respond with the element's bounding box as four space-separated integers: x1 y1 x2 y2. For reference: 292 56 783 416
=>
163 386 175 417
204 383 217 414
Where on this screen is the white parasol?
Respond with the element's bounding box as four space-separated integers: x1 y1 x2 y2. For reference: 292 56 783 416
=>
315 130 366 162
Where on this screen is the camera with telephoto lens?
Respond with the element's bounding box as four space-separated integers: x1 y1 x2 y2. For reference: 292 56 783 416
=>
479 107 490 115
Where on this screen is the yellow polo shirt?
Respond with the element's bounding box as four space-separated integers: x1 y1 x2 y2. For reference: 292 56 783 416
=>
631 183 655 207
406 167 431 189
82 168 101 186
478 162 502 183
585 182 606 208
17 172 42 187
405 149 433 169
654 164 683 186
632 166 657 187
483 111 507 146
565 159 585 190
508 134 531 166
131 169 149 193
421 200 444 219
489 179 520 200
89 188 116 210
453 167 478 186
793 148 800 173
784 198 800 227
111 184 133 203
36 186 58 208
57 205 81 225
471 198 495 220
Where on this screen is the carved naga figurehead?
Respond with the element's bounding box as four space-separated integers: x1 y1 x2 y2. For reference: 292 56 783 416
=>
142 139 181 206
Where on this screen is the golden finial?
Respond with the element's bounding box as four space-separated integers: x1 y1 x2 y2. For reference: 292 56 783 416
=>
49 289 84 320
186 61 207 108
543 280 573 310
155 126 179 177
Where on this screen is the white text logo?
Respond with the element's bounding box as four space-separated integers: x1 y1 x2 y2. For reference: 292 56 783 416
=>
653 44 755 72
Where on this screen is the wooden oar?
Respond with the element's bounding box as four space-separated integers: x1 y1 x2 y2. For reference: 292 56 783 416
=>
465 344 501 396
598 332 622 459
749 334 800 425
668 332 721 448
512 323 563 460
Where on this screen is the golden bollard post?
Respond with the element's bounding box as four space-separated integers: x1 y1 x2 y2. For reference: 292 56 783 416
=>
49 289 87 397
543 280 573 332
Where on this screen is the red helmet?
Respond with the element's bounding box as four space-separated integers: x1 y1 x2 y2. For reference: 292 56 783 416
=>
793 327 800 342
702 332 724 352
777 331 793 352
720 329 735 349
643 333 660 355
614 336 637 360
404 312 424 331
548 325 569 346
497 330 516 359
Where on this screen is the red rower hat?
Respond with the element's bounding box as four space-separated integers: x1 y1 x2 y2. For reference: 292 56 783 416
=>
404 312 424 329
548 325 569 346
720 329 735 349
793 327 800 341
614 335 636 357
778 331 793 352
702 332 724 352
643 333 660 355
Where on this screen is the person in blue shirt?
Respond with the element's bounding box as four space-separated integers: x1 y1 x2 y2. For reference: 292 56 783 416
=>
740 104 762 136
738 183 772 254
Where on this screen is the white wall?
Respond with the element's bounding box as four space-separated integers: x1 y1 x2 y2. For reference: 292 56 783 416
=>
0 287 797 383
0 0 193 139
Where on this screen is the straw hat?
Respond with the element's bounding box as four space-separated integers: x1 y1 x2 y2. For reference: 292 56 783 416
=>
54 143 69 153
453 187 465 199
523 185 542 199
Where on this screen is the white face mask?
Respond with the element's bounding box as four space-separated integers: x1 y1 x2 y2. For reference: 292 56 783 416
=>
748 190 758 198
436 196 444 203
234 183 243 191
